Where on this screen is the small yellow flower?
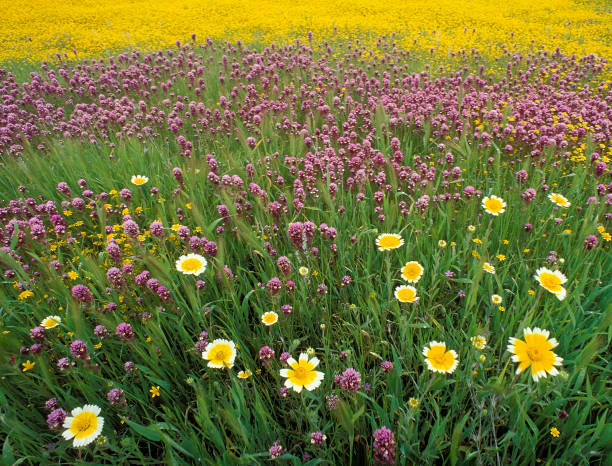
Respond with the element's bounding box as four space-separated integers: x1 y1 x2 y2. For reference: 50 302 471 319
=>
563 229 572 235
471 336 487 350
550 427 560 438
423 341 458 374
400 261 424 283
491 294 502 305
306 347 315 356
523 248 530 253
472 250 481 259
478 354 486 362
438 240 447 248
472 238 482 244
450 241 457 247
602 232 611 242
496 254 506 261
498 306 505 312
503 239 509 245
18 290 34 300
237 370 252 379
408 397 419 408
467 225 476 232
150 386 160 398
299 267 309 276
93 342 102 349
22 360 35 372
67 271 78 280
528 289 536 295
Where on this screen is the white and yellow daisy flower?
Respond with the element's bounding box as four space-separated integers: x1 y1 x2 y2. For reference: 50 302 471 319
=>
62 404 104 447
261 311 279 326
202 339 236 369
130 175 149 186
279 353 324 393
176 253 208 276
41 315 61 329
534 267 567 300
482 195 506 216
375 233 404 251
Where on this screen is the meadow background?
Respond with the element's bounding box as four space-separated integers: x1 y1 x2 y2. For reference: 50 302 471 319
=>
0 0 611 464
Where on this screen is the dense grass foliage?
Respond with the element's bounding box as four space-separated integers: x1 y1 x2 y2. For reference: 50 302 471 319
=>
0 35 611 464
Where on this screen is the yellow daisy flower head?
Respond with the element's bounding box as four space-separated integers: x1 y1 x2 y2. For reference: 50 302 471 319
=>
202 339 237 369
438 240 447 248
279 353 324 393
550 427 560 438
482 262 496 274
41 315 61 329
491 294 502 305
376 233 404 251
299 266 309 276
423 341 459 374
261 311 279 326
237 370 252 379
62 405 104 447
408 397 420 408
401 261 424 283
176 253 208 276
130 175 149 186
548 193 570 208
534 267 567 301
482 195 506 216
507 327 563 381
394 285 419 303
471 335 487 350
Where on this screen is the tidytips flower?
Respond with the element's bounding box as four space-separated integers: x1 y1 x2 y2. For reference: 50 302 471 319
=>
202 339 236 369
482 262 496 274
423 341 459 374
176 253 208 276
376 233 404 251
41 315 61 329
401 261 424 283
130 175 149 186
237 370 252 379
279 353 324 393
394 285 418 303
534 267 567 300
261 311 279 326
482 195 506 215
470 336 487 350
61 404 104 447
548 193 571 207
507 327 563 381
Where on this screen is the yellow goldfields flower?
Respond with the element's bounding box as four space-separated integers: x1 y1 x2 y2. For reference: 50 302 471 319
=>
423 341 458 374
279 353 324 393
22 360 35 372
550 427 560 438
507 327 563 381
408 397 419 408
18 290 34 300
150 386 160 398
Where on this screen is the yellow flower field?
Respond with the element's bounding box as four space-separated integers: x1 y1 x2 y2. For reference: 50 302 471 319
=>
1 0 610 63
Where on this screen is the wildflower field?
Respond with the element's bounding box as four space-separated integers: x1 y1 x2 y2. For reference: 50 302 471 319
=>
0 1 611 464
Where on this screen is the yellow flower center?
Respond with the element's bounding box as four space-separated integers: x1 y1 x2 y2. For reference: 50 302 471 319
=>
180 258 203 272
402 263 422 280
551 195 567 206
70 412 98 439
288 360 317 386
527 347 542 361
484 198 503 213
539 272 562 292
378 235 401 249
396 287 416 302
